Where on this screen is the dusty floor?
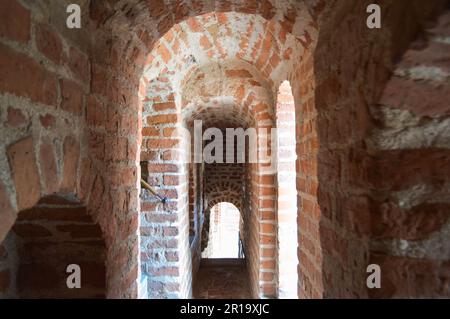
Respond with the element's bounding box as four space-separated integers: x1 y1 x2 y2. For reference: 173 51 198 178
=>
193 259 252 299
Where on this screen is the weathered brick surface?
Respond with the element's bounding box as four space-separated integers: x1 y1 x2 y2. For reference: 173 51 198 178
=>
36 24 63 64
7 137 41 211
369 254 450 298
61 136 80 192
0 43 58 106
367 8 450 299
60 79 84 115
295 0 450 300
0 0 448 300
6 199 107 298
0 0 30 43
6 107 27 127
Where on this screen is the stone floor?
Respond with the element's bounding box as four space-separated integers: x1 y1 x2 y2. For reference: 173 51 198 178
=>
193 259 252 299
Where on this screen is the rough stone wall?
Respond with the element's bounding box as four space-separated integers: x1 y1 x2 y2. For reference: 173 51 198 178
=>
140 77 186 298
296 0 448 298
0 0 141 298
368 9 450 298
0 0 90 241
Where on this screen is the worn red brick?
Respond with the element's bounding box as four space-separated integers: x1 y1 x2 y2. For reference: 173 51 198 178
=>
91 64 107 96
372 202 450 240
40 114 56 128
6 107 27 127
39 142 59 194
60 79 84 115
157 44 171 64
142 127 159 136
67 46 90 82
370 254 450 298
199 35 212 50
149 266 179 276
7 137 41 210
0 43 58 106
186 18 203 32
146 138 179 149
86 95 105 127
61 136 80 192
0 0 30 43
36 24 63 64
154 102 176 111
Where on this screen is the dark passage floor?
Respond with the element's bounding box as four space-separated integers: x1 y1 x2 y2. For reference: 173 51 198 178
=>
193 259 252 299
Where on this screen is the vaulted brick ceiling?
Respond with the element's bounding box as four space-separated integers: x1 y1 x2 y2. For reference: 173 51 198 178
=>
138 10 316 128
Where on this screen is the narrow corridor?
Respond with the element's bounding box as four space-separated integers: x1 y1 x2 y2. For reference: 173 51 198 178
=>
193 259 251 299
0 0 449 301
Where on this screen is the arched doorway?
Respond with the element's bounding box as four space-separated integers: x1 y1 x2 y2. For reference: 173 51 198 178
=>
194 202 249 299
202 202 243 259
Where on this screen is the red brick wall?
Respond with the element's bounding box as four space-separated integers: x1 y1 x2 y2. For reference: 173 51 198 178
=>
368 8 450 298
0 0 140 298
1 0 448 300
205 163 245 212
139 75 186 298
0 195 105 298
295 0 448 298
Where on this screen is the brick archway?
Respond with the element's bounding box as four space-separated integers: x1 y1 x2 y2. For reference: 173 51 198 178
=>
205 172 244 213
0 135 83 244
1 194 106 298
1 0 448 300
0 128 126 298
136 8 315 298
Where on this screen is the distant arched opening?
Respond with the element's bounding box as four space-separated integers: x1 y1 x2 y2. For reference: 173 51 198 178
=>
202 202 242 259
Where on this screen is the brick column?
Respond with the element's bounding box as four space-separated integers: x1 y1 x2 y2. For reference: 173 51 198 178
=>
140 90 191 298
